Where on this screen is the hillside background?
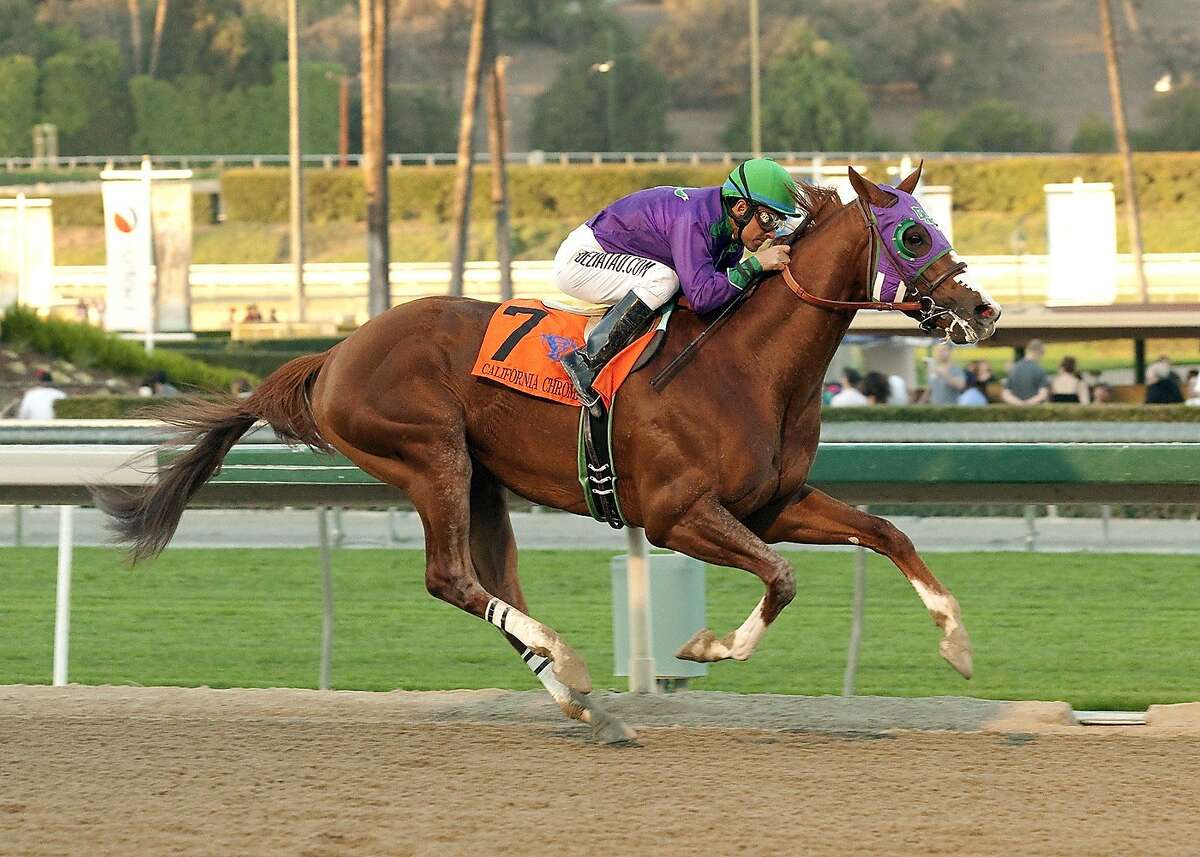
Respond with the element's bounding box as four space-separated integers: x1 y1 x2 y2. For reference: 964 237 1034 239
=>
4 0 1198 157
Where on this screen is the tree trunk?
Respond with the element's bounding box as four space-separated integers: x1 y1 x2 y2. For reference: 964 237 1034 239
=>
361 0 390 317
447 0 490 297
127 0 143 75
1098 0 1149 303
487 55 512 301
148 0 169 79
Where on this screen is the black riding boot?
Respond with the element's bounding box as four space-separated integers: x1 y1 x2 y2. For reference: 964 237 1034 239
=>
562 291 656 415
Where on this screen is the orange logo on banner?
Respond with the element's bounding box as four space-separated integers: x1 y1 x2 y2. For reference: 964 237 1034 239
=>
471 299 658 407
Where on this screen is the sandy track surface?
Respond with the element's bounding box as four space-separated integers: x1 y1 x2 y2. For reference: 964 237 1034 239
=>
2 686 1199 857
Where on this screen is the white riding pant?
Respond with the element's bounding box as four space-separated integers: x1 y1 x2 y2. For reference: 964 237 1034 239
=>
553 224 680 311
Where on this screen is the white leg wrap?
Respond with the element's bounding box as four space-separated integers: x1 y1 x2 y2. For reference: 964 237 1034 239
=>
486 597 558 657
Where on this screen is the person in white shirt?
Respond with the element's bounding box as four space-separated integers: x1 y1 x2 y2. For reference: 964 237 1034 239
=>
16 371 67 420
887 374 910 405
830 367 869 407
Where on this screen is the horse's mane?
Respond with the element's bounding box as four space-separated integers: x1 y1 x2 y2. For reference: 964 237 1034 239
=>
790 181 843 237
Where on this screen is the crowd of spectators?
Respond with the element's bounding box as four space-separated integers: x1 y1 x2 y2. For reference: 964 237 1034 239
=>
225 305 280 327
823 338 1197 408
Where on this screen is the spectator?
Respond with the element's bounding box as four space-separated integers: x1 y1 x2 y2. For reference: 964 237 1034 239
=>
1185 369 1200 406
16 370 67 420
1049 356 1090 404
887 374 910 405
231 378 253 399
957 361 992 406
268 308 280 323
862 371 891 405
140 370 180 398
243 304 263 323
1145 361 1184 404
1001 339 1050 405
829 367 868 406
920 342 966 404
1092 382 1114 404
224 307 238 329
75 299 89 322
1155 355 1183 388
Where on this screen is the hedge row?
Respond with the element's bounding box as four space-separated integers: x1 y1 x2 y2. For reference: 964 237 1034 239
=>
49 396 1200 421
0 304 252 391
54 396 164 419
20 154 1200 229
166 347 310 377
219 165 733 224
216 155 1200 225
922 153 1200 215
3 191 217 228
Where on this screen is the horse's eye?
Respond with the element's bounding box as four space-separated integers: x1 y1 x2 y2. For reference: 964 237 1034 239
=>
903 224 928 250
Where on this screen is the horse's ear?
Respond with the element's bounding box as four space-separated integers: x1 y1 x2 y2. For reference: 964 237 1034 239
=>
897 160 924 194
847 166 895 207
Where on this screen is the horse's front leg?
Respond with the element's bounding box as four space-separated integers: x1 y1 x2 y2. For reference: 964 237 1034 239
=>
751 486 973 678
649 495 796 663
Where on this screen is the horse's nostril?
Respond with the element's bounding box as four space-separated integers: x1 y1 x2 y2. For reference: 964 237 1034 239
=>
976 304 998 320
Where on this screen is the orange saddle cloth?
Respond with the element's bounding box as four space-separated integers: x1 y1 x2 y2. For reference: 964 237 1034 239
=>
471 299 659 407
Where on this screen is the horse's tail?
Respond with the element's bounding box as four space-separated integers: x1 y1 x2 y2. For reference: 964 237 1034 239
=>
93 350 334 563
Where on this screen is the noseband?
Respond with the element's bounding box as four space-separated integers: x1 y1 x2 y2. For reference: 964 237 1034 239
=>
780 196 966 331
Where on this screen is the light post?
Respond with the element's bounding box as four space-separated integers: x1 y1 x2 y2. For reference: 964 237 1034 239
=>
749 0 762 155
590 28 618 151
589 59 616 151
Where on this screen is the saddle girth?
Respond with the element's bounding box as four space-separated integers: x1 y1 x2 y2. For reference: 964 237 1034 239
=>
577 406 625 529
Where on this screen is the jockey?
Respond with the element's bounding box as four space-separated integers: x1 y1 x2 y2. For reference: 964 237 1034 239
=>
556 157 800 412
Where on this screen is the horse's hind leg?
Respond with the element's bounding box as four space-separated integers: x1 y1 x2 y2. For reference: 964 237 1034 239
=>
753 486 973 678
468 466 635 743
397 435 596 697
649 495 797 664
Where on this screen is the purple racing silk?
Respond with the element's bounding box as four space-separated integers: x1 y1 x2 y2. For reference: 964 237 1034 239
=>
586 186 746 315
868 184 954 304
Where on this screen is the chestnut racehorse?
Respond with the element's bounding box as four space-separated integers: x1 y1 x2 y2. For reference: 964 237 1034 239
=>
97 166 1000 742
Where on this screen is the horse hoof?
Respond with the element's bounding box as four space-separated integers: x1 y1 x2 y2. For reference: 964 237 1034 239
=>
675 628 732 662
940 625 974 679
590 711 638 745
551 645 593 694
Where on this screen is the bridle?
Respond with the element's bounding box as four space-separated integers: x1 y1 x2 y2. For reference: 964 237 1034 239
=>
780 195 967 333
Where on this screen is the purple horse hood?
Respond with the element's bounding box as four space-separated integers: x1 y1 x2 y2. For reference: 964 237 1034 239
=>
867 184 953 304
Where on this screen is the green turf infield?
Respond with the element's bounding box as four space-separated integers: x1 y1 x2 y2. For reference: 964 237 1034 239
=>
2 547 1196 710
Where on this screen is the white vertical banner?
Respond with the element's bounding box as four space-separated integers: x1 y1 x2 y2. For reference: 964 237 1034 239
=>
151 180 193 331
0 196 55 311
916 185 954 247
1044 178 1118 306
101 176 154 331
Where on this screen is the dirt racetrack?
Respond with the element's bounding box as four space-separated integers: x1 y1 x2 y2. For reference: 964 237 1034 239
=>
3 686 1200 857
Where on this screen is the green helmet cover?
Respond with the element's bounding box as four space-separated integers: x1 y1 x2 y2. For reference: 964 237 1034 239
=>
721 157 801 216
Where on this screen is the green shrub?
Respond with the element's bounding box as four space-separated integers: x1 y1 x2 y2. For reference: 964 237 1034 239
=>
4 191 215 228
168 348 307 377
217 155 1200 228
53 396 165 419
221 165 732 224
0 304 253 391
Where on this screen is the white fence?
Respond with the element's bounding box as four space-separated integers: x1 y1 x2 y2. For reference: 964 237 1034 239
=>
49 254 1200 329
4 150 1088 172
